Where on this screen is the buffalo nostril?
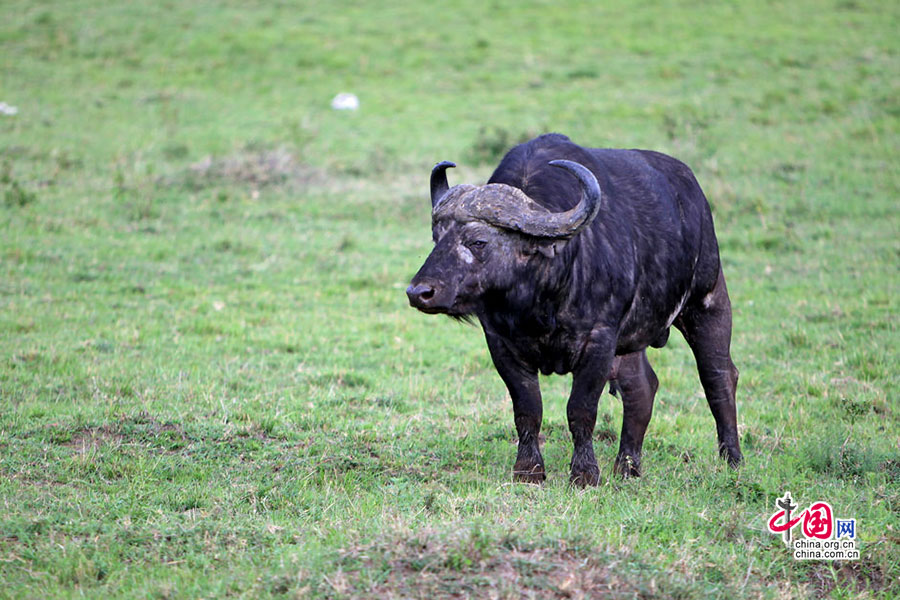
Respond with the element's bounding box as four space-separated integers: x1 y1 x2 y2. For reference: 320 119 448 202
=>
406 283 436 306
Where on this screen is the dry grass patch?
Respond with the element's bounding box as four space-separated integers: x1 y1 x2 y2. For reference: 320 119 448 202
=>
181 147 323 190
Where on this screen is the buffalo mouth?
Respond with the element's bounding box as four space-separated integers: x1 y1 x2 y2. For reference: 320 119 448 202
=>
414 304 447 315
409 298 465 316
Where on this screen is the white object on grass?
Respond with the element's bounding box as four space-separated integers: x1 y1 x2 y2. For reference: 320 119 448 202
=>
330 93 359 111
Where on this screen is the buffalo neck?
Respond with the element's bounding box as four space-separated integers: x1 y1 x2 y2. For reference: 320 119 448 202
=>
479 236 581 340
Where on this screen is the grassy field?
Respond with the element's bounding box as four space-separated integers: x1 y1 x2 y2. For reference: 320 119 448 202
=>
1 0 897 598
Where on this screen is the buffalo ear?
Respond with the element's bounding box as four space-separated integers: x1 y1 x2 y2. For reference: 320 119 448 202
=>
535 240 565 259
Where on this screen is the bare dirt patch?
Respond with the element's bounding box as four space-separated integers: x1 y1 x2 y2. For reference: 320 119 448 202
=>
52 414 297 456
371 550 626 599
64 425 124 453
333 537 642 599
58 416 188 453
807 560 887 598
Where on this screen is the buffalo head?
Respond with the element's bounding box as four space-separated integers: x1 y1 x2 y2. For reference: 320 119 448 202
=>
407 160 602 316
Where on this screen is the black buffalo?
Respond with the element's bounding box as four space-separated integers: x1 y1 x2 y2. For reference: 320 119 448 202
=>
407 133 741 485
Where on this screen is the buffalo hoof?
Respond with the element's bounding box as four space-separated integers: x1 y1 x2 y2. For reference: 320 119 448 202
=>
569 459 600 487
570 468 600 487
613 453 641 478
570 446 600 487
721 445 743 468
513 462 546 485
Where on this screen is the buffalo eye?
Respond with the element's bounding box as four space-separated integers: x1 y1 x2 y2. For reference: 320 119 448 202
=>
468 240 488 251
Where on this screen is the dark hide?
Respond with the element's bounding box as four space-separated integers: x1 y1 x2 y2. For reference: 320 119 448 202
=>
408 133 742 485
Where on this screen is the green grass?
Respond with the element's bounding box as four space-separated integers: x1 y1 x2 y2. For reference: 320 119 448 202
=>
1 0 897 598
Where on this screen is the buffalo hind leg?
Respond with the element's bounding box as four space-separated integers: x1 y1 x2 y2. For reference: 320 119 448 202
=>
676 268 742 467
613 350 658 477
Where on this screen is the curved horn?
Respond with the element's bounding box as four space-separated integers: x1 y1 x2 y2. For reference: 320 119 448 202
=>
470 160 602 238
431 160 602 239
430 161 456 208
535 159 603 237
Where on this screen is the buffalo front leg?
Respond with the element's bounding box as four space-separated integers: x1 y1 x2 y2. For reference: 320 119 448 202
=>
512 390 545 484
676 268 742 467
612 350 659 477
483 331 545 483
568 335 615 486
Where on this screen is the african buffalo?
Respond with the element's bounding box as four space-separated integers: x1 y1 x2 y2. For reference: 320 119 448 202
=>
407 133 741 485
